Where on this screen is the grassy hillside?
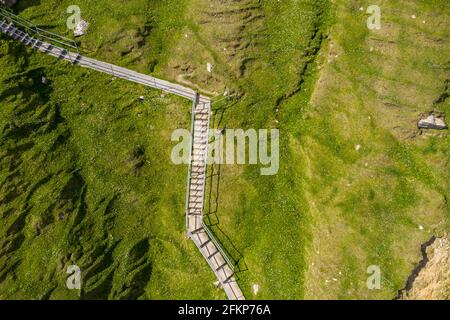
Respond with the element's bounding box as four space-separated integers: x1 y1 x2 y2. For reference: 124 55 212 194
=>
173 0 449 299
0 0 448 300
0 0 224 299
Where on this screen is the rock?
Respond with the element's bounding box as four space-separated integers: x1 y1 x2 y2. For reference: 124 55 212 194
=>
207 62 213 73
418 114 447 130
74 19 89 37
252 284 260 295
397 236 450 300
139 96 145 101
0 0 17 7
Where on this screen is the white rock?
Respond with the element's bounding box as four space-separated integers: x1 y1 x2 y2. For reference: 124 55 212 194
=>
74 19 89 37
207 62 213 73
418 114 447 130
252 284 260 295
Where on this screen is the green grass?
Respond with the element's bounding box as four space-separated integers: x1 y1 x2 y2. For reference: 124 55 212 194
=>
16 0 189 75
0 1 224 299
201 0 449 300
1 0 449 300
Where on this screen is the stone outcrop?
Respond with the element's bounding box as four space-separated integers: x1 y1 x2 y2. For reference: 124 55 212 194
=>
418 114 448 130
397 236 450 300
74 19 89 37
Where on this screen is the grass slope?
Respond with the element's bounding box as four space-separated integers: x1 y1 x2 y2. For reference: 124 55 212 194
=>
0 0 449 300
0 0 223 299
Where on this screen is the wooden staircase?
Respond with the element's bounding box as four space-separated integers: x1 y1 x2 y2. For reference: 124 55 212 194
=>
185 96 245 300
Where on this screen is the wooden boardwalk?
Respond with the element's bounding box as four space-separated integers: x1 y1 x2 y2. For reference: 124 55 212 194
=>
0 19 244 300
186 96 244 300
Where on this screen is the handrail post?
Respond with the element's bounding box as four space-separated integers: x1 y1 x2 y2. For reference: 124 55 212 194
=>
199 100 211 223
185 92 199 238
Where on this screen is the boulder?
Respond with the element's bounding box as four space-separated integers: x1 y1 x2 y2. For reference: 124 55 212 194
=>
74 19 89 37
418 114 448 130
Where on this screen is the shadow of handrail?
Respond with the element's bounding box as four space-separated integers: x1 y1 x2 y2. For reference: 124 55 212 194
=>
204 97 248 275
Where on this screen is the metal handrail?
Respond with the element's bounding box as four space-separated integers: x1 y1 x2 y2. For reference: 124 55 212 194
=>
0 13 201 100
186 98 235 273
198 100 211 219
185 93 198 235
202 222 235 272
0 7 79 53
